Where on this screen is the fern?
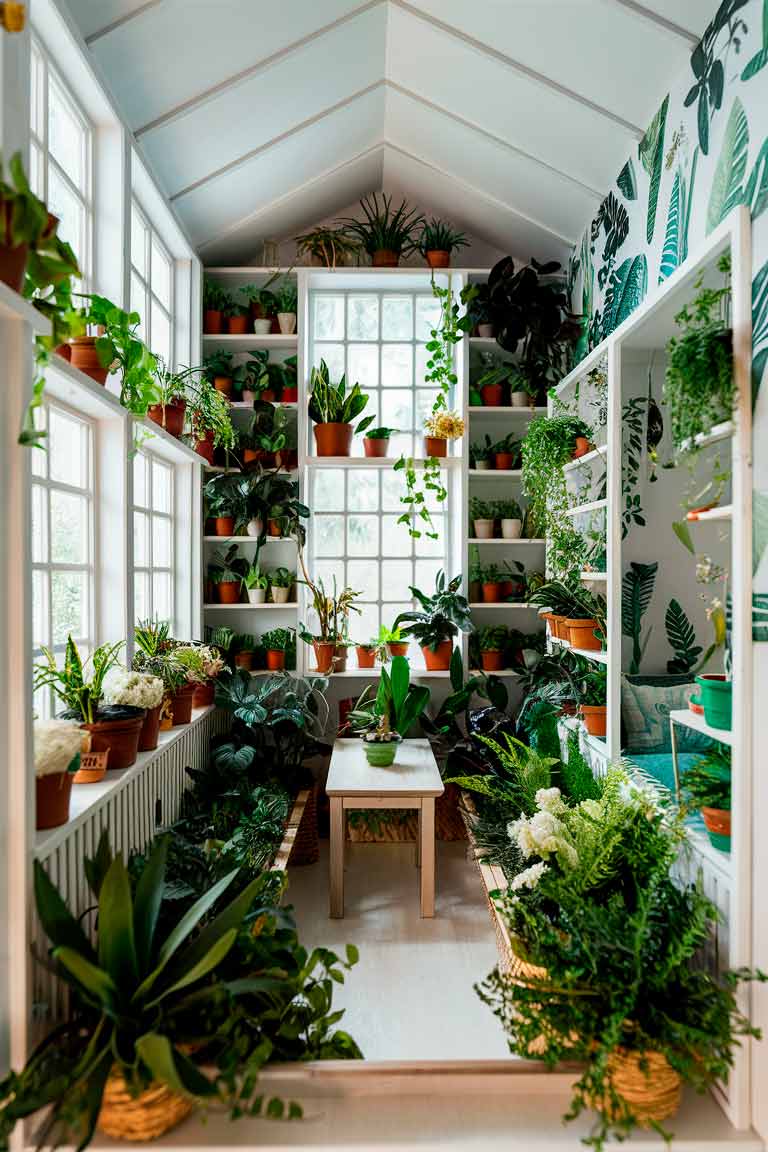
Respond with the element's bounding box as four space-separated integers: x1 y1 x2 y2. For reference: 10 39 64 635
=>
665 598 702 674
560 732 602 803
621 562 658 674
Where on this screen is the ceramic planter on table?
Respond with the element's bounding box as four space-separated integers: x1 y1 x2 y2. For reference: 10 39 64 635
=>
695 674 732 730
363 740 399 766
314 422 353 457
422 640 453 671
580 704 607 737
501 518 522 539
36 771 74 830
473 518 495 539
701 806 731 851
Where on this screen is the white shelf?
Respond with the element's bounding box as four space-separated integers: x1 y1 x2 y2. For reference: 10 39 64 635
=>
692 504 733 523
205 266 295 276
680 420 734 451
468 469 522 478
468 668 520 677
563 498 607 517
0 281 52 334
305 456 461 468
202 333 297 348
203 535 295 544
670 708 732 746
469 602 538 609
307 668 452 679
467 406 545 415
467 336 499 346
579 571 608 582
133 417 203 465
229 400 298 410
46 355 125 419
550 636 608 664
203 602 297 610
466 537 545 545
562 444 608 474
204 464 297 474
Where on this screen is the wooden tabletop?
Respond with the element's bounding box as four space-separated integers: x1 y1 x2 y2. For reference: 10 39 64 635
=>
326 738 444 797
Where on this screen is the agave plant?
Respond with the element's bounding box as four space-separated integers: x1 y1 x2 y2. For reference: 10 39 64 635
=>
339 194 425 259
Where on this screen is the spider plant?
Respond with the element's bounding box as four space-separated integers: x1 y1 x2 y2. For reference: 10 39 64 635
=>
339 194 424 262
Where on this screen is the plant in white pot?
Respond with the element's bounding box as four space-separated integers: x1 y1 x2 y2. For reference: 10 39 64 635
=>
470 498 496 539
275 278 298 335
269 566 294 604
498 498 523 539
243 561 269 604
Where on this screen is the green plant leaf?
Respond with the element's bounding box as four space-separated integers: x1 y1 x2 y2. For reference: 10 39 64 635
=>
147 929 238 1005
745 136 768 220
741 0 768 79
706 97 749 233
617 158 637 200
672 518 695 553
603 255 648 335
752 259 768 403
753 490 768 576
33 859 95 960
621 561 658 675
53 947 116 1007
639 94 668 244
658 171 680 283
136 1033 219 1098
665 599 702 673
97 855 138 991
133 837 169 975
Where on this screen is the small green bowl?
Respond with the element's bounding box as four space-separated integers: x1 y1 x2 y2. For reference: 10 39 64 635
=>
364 741 398 768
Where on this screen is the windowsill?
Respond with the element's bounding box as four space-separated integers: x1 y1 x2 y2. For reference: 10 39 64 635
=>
35 706 215 858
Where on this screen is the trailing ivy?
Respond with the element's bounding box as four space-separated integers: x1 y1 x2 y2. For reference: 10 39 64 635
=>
621 396 646 538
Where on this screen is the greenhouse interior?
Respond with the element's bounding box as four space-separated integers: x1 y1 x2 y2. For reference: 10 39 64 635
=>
1 0 767 1148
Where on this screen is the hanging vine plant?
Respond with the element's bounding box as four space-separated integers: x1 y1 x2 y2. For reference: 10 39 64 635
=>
394 279 462 539
521 413 592 578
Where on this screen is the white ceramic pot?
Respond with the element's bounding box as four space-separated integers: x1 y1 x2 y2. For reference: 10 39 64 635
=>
474 519 495 539
277 312 297 335
477 323 494 338
253 318 272 335
248 588 267 604
475 459 492 471
241 389 257 404
501 518 523 539
270 585 291 604
246 517 264 537
510 391 530 408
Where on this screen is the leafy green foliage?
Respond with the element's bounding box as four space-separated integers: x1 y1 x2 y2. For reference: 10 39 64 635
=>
559 732 602 803
682 743 731 810
621 562 658 675
418 217 468 255
706 96 749 233
520 415 592 578
665 599 702 674
393 570 472 650
340 193 424 257
752 258 768 404
685 2 748 155
308 359 372 431
741 0 768 79
603 254 648 336
639 96 669 243
621 396 646 538
659 149 698 283
616 158 637 201
34 636 125 724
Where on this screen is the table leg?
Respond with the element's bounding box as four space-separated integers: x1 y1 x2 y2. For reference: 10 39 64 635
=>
420 797 435 918
329 796 344 918
416 804 421 868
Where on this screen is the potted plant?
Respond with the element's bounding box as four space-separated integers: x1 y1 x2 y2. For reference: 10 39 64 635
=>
261 627 294 672
131 619 188 724
459 281 493 337
203 277 229 334
204 473 246 536
241 349 270 403
470 498 496 539
190 644 226 708
103 667 165 753
275 278 298 335
682 744 731 850
279 353 299 403
498 498 523 539
298 560 361 673
0 151 55 290
499 558 526 600
694 672 732 730
478 626 508 672
294 225 361 268
394 570 472 672
475 363 518 407
232 633 256 671
423 409 464 459
564 587 606 651
356 639 379 669
349 656 430 766
226 299 251 335
491 432 520 471
184 374 236 462
470 437 493 470
480 565 503 603
576 665 607 736
65 294 157 414
308 359 373 456
468 547 483 603
170 645 209 724
363 424 397 458
418 217 468 269
203 349 241 398
209 544 247 604
340 193 424 267
242 277 279 330
379 624 409 660
242 470 308 547
269 567 294 604
509 366 538 408
664 254 733 452
33 719 86 830
243 561 269 604
34 637 146 770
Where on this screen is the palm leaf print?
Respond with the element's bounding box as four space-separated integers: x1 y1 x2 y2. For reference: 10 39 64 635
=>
659 172 680 284
706 97 749 233
639 95 669 244
752 259 768 403
604 255 648 336
617 158 637 200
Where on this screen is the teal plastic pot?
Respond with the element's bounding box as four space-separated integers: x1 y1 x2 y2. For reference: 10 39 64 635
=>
364 741 398 767
695 674 732 731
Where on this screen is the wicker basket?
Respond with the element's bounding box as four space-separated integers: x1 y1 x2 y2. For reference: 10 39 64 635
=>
288 784 319 865
347 812 419 842
602 1049 682 1127
436 783 467 841
97 1073 193 1141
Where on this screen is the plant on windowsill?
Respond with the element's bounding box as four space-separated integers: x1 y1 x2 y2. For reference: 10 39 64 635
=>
394 570 472 672
681 743 732 850
261 627 295 672
378 624 409 660
307 359 373 456
355 638 380 670
33 719 86 830
339 193 425 268
348 656 430 766
418 217 468 269
297 556 362 674
144 359 196 438
363 424 398 458
294 225 361 269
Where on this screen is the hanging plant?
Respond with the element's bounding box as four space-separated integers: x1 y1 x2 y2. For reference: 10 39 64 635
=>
395 280 462 539
520 413 592 577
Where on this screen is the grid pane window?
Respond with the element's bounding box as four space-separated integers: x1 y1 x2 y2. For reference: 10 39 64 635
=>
31 405 95 718
132 451 174 626
131 199 174 368
30 39 92 286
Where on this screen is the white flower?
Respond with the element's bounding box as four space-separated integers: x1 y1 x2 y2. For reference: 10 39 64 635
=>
579 799 602 820
34 719 90 778
510 862 549 891
103 668 164 709
535 787 566 815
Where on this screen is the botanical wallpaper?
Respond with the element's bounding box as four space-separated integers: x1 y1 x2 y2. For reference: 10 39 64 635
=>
569 0 768 637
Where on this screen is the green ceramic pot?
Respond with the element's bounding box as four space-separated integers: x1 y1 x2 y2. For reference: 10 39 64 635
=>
695 674 732 731
364 741 398 768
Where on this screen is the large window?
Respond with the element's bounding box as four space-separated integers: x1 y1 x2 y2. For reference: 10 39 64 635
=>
131 200 173 367
29 38 93 285
31 404 95 716
132 450 174 625
307 289 450 654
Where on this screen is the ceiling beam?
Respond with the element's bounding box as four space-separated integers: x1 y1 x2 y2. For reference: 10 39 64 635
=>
390 0 644 139
134 0 383 138
170 81 385 202
608 0 700 46
195 144 385 254
85 0 165 44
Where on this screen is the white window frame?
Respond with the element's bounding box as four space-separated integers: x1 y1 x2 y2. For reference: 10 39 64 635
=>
29 36 94 288
130 197 175 369
132 448 176 627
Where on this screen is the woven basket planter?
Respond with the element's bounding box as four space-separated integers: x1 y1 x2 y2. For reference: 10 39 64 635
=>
600 1049 682 1127
347 812 419 842
288 784 320 865
97 1073 193 1141
436 782 467 841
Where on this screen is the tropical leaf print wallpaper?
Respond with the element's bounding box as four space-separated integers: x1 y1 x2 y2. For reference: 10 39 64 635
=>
569 0 768 632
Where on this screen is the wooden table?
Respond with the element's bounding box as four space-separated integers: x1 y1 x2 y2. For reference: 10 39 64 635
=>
326 738 444 918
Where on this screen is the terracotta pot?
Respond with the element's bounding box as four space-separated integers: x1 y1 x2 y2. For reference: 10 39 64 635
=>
481 384 503 407
70 337 109 385
234 651 254 671
0 241 28 291
266 649 286 671
282 386 298 403
565 617 602 650
227 313 249 334
260 388 276 402
580 704 607 738
242 448 261 466
313 640 335 673
364 436 389 457
277 312 297 335
572 436 593 459
495 452 516 470
214 516 235 536
218 579 241 604
214 375 233 397
203 309 223 334
192 683 215 708
81 713 145 769
55 343 72 361
469 579 482 603
387 641 409 659
356 645 377 669
147 400 186 438
194 435 215 464
267 518 283 537
314 422 353 456
424 436 447 458
422 640 453 671
482 582 501 603
36 771 74 830
425 250 450 269
372 249 399 267
702 806 731 851
138 704 162 752
549 613 569 640
473 519 495 539
169 684 195 726
481 650 505 672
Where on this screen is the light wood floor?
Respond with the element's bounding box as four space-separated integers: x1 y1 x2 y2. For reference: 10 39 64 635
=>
285 840 513 1061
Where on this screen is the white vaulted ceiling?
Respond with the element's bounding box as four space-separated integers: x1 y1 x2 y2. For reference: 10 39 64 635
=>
64 0 710 264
